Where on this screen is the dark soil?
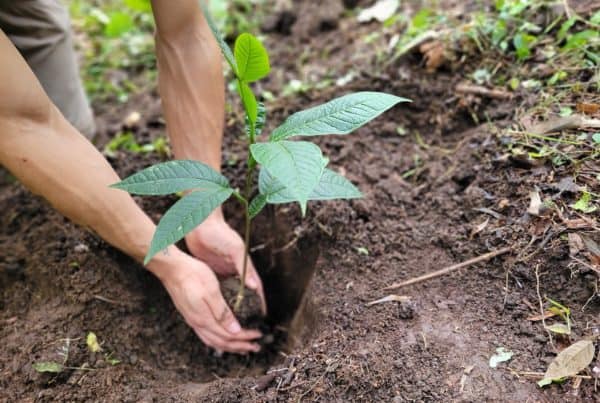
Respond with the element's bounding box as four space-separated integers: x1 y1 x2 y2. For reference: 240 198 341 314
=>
1 1 599 402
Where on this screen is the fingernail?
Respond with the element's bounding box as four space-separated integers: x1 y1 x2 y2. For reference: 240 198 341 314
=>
227 321 241 334
252 344 261 352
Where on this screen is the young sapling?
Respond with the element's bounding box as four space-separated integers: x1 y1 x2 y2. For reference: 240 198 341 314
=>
111 6 410 312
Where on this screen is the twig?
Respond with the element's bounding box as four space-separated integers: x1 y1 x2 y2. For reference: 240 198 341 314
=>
562 0 572 18
529 115 600 135
384 247 512 290
456 83 513 100
535 265 555 351
571 255 600 275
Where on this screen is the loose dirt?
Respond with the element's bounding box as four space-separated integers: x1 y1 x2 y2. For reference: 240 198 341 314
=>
1 1 598 402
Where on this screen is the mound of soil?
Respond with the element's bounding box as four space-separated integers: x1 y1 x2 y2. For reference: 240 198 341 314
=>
1 1 599 401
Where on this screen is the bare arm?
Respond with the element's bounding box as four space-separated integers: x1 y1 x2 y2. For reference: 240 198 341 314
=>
150 0 266 311
0 30 260 353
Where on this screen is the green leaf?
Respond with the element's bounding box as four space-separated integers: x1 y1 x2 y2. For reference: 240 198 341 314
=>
259 168 362 204
248 194 267 219
238 81 258 124
104 12 134 38
592 133 600 144
545 323 571 335
145 187 233 264
570 191 597 213
86 332 102 352
513 33 536 60
234 33 270 82
200 2 237 73
557 17 577 42
250 141 325 214
111 160 229 195
124 0 152 12
563 30 599 50
270 92 410 141
246 103 266 138
33 361 63 373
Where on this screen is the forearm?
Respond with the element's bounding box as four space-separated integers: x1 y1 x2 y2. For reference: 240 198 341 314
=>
0 106 184 269
152 1 225 171
0 29 183 279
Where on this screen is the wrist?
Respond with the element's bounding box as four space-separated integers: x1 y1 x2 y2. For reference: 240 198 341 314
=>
145 246 187 282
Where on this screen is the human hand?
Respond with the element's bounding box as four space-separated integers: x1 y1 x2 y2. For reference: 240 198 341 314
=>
151 251 262 354
185 209 267 314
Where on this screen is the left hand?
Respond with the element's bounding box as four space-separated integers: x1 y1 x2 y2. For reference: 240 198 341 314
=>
185 209 267 314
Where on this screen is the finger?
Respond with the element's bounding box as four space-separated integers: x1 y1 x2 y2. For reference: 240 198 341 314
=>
203 293 262 340
235 252 268 315
195 327 260 354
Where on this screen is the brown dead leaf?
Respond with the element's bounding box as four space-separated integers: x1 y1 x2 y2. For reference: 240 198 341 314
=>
419 40 445 73
527 189 543 216
564 218 594 229
569 233 585 256
576 102 600 115
530 115 600 135
470 218 489 239
498 198 510 210
541 340 595 385
580 235 600 266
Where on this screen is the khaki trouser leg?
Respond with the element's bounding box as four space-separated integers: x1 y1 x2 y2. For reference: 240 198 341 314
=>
0 0 96 139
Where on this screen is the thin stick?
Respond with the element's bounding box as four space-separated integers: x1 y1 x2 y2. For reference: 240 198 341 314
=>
456 83 513 100
535 264 555 351
383 247 512 290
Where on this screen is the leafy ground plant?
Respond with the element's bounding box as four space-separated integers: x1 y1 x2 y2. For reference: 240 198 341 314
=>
111 6 410 311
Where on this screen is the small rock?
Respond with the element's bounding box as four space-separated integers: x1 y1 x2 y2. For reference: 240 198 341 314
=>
129 354 138 365
123 111 141 128
74 243 89 253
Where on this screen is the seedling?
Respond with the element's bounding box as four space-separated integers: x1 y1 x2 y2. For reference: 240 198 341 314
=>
111 6 410 311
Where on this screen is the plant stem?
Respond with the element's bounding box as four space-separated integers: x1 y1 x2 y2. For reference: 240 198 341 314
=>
233 116 257 312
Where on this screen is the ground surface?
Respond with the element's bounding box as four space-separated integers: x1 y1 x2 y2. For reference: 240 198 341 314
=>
1 0 599 402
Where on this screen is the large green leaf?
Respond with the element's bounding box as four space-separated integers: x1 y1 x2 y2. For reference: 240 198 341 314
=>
259 167 362 203
238 81 258 124
250 141 324 214
145 187 233 264
270 92 410 141
200 2 237 73
234 33 270 82
110 160 229 195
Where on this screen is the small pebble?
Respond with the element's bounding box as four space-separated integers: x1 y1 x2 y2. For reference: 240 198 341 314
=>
74 243 89 253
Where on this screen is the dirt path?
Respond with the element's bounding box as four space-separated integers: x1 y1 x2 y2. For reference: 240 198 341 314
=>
1 1 599 401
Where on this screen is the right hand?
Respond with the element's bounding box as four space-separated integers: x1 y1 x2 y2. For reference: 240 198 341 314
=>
150 251 262 354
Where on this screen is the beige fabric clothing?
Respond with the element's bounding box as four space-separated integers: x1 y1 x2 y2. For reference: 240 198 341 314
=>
0 0 95 138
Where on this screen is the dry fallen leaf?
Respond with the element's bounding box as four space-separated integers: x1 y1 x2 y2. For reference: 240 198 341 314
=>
568 233 585 256
576 102 600 115
420 40 445 72
366 294 410 306
470 218 489 239
527 189 543 216
580 235 600 266
564 218 594 229
530 115 600 135
539 339 595 386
